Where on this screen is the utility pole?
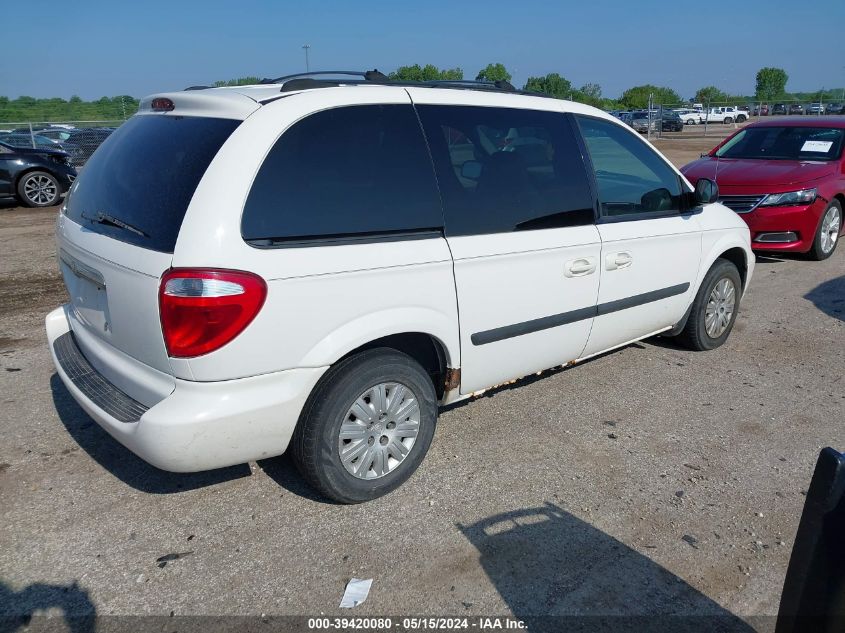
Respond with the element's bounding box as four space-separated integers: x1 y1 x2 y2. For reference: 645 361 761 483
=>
302 44 311 72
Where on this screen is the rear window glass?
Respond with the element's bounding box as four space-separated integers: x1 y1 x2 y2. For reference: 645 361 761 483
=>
64 115 239 252
241 104 443 244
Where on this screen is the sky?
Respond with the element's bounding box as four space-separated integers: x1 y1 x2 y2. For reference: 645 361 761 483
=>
3 0 844 101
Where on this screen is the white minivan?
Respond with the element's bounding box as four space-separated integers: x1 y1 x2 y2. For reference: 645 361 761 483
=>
46 72 754 503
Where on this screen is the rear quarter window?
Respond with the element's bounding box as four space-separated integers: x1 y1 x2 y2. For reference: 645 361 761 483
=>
64 115 239 253
241 104 443 245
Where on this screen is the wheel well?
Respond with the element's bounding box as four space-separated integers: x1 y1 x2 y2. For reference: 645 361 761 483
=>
718 247 748 289
833 193 845 213
343 333 449 398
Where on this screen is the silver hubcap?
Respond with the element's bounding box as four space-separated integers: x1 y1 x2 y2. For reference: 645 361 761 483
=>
23 174 58 205
820 206 841 254
338 382 420 480
705 277 736 339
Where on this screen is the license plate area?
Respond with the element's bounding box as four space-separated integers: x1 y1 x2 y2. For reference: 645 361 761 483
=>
59 248 111 338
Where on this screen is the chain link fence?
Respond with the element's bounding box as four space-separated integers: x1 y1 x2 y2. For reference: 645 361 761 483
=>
0 120 126 168
613 98 845 142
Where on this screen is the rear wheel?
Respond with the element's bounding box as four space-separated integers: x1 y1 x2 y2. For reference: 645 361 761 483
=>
737 114 747 123
724 117 733 124
291 348 438 503
686 119 695 125
17 171 61 207
808 200 842 261
675 259 742 351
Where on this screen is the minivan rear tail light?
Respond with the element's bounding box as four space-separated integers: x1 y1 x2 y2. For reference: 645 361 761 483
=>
159 269 267 358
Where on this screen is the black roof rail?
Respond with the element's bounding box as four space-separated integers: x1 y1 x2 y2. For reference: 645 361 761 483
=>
184 85 212 91
265 69 389 85
250 69 553 100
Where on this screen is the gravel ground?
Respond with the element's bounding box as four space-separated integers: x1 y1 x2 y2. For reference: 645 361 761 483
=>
1 140 843 631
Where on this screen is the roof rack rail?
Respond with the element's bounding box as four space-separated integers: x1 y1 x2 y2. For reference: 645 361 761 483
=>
425 79 517 92
264 69 389 85
249 69 553 100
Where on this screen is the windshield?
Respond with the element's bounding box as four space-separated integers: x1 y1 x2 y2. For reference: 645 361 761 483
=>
715 127 844 161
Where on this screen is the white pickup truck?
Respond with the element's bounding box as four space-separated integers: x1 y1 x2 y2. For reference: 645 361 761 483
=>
703 107 748 124
673 108 703 125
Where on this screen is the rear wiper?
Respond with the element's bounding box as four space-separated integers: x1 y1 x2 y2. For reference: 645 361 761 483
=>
81 212 149 238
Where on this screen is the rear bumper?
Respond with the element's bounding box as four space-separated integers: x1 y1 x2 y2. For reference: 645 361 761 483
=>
739 198 826 253
46 306 327 472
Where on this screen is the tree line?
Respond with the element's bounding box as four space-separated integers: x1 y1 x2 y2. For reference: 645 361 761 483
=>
2 65 839 123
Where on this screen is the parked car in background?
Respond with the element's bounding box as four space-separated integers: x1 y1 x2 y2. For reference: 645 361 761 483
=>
772 104 787 115
45 76 753 502
62 127 115 167
788 104 805 115
682 118 844 260
752 104 769 116
36 127 75 143
825 103 844 115
658 110 684 132
703 107 741 124
0 141 77 207
806 104 825 115
0 132 64 151
631 110 658 133
674 108 703 125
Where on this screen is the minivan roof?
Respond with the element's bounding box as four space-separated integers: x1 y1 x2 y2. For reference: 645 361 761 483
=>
137 70 607 121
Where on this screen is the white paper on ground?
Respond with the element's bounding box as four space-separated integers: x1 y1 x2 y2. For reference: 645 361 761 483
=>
339 578 373 608
801 140 833 153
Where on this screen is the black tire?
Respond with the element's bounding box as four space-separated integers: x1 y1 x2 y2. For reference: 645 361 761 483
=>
808 199 842 261
16 170 61 208
737 114 747 123
686 119 696 125
291 348 438 503
724 117 733 124
675 259 742 351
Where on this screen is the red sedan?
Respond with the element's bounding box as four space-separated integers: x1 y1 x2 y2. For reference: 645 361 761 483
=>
682 117 844 260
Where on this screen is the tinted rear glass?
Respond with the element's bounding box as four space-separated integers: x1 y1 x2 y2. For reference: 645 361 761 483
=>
242 104 443 244
64 115 239 252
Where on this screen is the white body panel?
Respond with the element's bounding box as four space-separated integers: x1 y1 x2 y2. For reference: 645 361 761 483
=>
582 215 702 357
448 227 601 394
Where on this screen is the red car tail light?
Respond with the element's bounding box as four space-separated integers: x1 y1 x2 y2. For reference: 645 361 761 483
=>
159 269 267 358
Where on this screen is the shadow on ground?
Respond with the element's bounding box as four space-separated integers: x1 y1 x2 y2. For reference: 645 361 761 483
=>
804 275 845 322
0 580 95 633
459 503 754 632
50 374 251 494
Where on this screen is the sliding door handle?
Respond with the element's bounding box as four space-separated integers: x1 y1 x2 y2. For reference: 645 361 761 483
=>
564 257 597 277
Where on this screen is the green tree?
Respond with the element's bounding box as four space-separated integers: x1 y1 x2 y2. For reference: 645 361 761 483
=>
694 85 728 104
388 64 463 81
572 82 603 107
619 85 681 109
476 63 512 83
755 67 788 101
523 73 572 98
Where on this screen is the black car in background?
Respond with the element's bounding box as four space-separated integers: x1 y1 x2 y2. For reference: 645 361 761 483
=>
658 110 684 132
62 127 115 167
0 141 77 207
788 103 804 115
772 103 787 115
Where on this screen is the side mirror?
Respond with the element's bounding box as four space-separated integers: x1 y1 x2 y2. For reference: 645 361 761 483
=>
694 178 719 204
461 160 482 180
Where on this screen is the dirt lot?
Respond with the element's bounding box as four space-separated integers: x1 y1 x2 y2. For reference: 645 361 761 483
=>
1 138 844 631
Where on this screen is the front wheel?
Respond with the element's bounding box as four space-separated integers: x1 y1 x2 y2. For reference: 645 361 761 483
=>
17 171 61 208
686 119 696 125
737 115 747 123
674 259 742 351
291 348 438 503
724 117 733 124
808 200 842 261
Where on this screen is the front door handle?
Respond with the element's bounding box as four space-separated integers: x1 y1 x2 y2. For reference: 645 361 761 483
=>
605 251 633 271
564 257 597 278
